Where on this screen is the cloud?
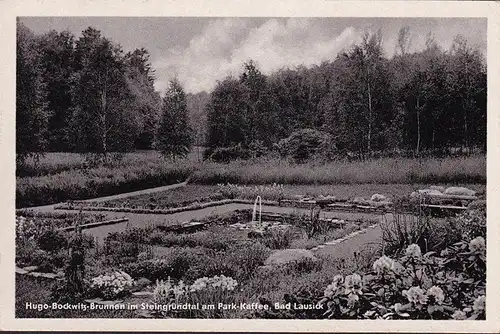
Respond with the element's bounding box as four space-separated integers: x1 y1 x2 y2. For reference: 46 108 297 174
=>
153 18 363 94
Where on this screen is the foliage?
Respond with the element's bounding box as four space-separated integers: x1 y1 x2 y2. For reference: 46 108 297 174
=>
37 229 68 253
151 275 238 318
69 27 140 157
382 206 486 256
16 20 50 164
380 211 431 255
260 228 294 250
319 241 485 320
124 249 197 282
452 208 486 241
276 128 336 163
16 159 194 207
156 78 193 159
217 183 285 201
89 270 134 300
205 145 251 163
191 156 485 186
291 207 330 239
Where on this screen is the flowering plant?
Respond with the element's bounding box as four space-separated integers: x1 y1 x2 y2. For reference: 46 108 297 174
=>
320 241 486 320
90 270 134 300
16 216 52 242
190 275 238 292
217 183 285 201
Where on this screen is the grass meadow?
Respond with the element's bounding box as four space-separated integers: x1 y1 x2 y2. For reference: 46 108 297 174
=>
16 151 486 208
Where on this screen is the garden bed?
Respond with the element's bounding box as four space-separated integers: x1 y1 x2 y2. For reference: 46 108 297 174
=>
15 210 107 229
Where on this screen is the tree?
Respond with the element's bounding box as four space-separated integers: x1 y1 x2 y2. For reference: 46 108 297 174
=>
124 48 162 150
204 76 248 157
69 27 139 161
16 20 51 164
446 35 486 152
156 78 193 159
38 29 76 151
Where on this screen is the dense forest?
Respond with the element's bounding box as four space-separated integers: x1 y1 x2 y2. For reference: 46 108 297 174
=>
17 20 486 163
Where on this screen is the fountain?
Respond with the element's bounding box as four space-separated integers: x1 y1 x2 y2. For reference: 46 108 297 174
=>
252 195 262 224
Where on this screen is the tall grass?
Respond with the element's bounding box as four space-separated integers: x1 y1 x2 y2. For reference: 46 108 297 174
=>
16 152 485 208
191 155 486 185
17 160 196 207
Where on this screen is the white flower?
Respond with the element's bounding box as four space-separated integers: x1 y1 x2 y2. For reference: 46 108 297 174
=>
427 286 445 305
405 244 422 258
373 255 395 275
469 237 486 254
393 303 403 313
347 293 359 307
473 295 485 313
344 273 363 295
403 286 427 305
452 310 467 320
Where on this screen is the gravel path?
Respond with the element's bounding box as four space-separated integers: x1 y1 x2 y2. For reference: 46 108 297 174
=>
20 181 189 212
313 223 383 258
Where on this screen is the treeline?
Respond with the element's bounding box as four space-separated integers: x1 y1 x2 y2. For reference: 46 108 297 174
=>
17 20 486 164
16 21 193 164
204 29 486 161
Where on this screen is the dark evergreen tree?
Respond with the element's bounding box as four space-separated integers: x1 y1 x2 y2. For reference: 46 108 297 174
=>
156 78 193 159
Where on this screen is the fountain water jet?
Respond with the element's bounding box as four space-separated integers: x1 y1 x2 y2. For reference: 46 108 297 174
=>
252 195 262 224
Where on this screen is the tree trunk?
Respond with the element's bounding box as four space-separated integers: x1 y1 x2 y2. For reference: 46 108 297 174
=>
416 97 421 155
367 81 373 155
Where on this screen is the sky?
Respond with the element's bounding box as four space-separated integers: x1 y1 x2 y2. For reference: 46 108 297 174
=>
20 17 487 95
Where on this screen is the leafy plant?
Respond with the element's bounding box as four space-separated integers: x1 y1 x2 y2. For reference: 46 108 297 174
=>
320 241 486 320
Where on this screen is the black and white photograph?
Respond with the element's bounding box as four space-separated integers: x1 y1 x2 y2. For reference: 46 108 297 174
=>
2 1 497 331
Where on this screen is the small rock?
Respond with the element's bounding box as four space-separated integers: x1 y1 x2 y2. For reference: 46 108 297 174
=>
444 187 476 197
23 266 39 272
370 194 387 202
16 267 28 275
352 197 368 205
85 298 103 304
429 185 445 193
39 273 57 279
264 249 317 266
132 291 154 297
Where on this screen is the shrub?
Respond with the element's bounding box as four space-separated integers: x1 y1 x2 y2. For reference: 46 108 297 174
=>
205 144 251 163
319 242 485 320
380 211 430 255
124 248 200 282
224 243 271 281
37 229 68 253
261 228 294 250
150 275 239 319
276 129 336 163
282 257 323 275
453 209 486 241
89 271 135 300
291 207 330 239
